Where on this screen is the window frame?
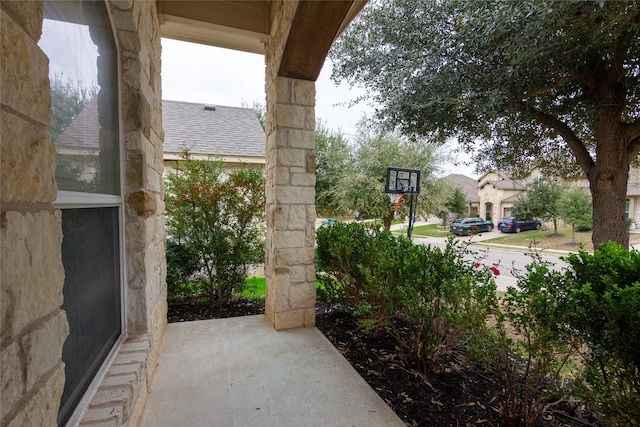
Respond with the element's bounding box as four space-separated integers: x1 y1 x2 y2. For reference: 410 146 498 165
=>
47 1 128 424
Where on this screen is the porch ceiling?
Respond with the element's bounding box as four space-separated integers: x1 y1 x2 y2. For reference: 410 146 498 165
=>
157 0 367 81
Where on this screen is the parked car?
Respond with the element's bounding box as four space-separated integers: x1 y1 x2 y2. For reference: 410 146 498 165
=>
497 216 542 233
450 217 494 235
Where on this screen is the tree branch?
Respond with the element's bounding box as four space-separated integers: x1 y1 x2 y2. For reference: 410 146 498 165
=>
524 73 592 99
521 104 595 175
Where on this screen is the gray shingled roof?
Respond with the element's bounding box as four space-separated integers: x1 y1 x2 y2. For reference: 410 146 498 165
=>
443 174 480 203
162 100 265 158
53 98 101 150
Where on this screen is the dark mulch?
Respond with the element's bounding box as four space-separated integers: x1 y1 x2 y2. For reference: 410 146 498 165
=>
168 298 595 427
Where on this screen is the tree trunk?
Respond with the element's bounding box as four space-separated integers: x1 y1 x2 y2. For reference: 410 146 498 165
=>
383 214 393 231
589 167 629 249
589 113 630 250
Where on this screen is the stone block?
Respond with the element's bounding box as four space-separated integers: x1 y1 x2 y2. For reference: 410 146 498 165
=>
272 268 291 312
1 341 24 420
0 113 57 202
290 265 307 282
274 309 305 331
126 190 158 217
304 307 316 327
1 10 51 124
271 230 306 249
22 311 69 390
121 56 142 91
293 79 316 106
274 247 314 266
7 367 65 427
1 211 64 337
2 1 43 40
125 150 144 187
287 205 307 230
275 104 305 129
268 204 289 229
273 166 290 185
276 148 306 168
289 283 315 310
119 336 150 353
80 405 124 426
291 172 316 187
90 386 133 409
275 77 293 104
306 265 316 283
112 350 147 367
117 30 141 53
274 186 315 204
288 129 315 149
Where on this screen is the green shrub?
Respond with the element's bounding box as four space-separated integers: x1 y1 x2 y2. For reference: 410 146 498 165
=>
478 259 578 427
165 153 265 306
576 224 592 232
166 239 201 303
316 222 496 373
561 243 640 425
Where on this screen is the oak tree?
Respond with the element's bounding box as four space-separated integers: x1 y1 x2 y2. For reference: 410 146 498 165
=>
330 0 640 248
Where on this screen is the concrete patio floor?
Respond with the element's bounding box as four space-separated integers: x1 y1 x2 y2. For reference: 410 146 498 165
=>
140 315 405 427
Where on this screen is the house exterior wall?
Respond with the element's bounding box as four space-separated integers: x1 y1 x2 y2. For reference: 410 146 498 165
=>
1 1 166 425
1 3 68 426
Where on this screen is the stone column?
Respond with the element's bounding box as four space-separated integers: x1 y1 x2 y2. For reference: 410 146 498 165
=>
264 76 317 330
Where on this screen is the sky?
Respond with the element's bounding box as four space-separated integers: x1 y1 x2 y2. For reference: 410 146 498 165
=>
161 38 477 177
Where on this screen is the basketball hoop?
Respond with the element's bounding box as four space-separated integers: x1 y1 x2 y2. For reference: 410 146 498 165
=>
389 193 404 211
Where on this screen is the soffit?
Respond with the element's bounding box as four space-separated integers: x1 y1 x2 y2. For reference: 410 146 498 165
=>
157 1 271 54
158 0 367 81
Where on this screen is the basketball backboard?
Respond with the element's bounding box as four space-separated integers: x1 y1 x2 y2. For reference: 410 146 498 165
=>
385 167 421 195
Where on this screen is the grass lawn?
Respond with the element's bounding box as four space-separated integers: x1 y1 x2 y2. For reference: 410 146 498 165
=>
482 227 640 253
407 223 451 238
242 276 266 299
241 276 323 299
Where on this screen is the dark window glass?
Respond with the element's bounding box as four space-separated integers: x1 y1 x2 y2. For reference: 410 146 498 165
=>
58 207 121 426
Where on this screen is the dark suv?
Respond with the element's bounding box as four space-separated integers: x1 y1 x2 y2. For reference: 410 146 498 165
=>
497 216 542 233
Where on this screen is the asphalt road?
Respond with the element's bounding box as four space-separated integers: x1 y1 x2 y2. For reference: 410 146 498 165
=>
412 234 569 292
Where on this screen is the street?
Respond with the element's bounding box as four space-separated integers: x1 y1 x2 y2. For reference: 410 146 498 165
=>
412 235 569 292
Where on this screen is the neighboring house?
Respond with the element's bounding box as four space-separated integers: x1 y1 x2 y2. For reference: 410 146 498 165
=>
456 167 640 229
162 100 266 171
443 174 480 217
477 171 526 221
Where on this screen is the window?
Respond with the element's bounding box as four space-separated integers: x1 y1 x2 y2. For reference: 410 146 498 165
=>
39 1 122 425
485 202 493 221
626 199 631 218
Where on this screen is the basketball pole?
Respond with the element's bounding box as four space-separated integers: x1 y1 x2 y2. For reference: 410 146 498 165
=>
407 193 417 239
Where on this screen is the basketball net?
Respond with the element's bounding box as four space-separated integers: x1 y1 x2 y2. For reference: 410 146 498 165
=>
389 193 404 212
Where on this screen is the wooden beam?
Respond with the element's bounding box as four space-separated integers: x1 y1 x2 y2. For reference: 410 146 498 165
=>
278 1 362 81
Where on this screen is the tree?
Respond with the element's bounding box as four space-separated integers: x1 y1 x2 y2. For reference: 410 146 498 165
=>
337 123 448 230
48 73 97 141
558 187 592 244
315 120 352 217
243 99 266 130
330 0 640 248
512 179 564 233
445 186 469 219
164 152 265 306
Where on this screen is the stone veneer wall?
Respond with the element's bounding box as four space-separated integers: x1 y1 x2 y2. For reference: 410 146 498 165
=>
264 0 318 330
1 0 167 425
1 2 68 426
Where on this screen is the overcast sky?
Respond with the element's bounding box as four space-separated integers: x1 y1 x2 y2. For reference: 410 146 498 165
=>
161 38 476 177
